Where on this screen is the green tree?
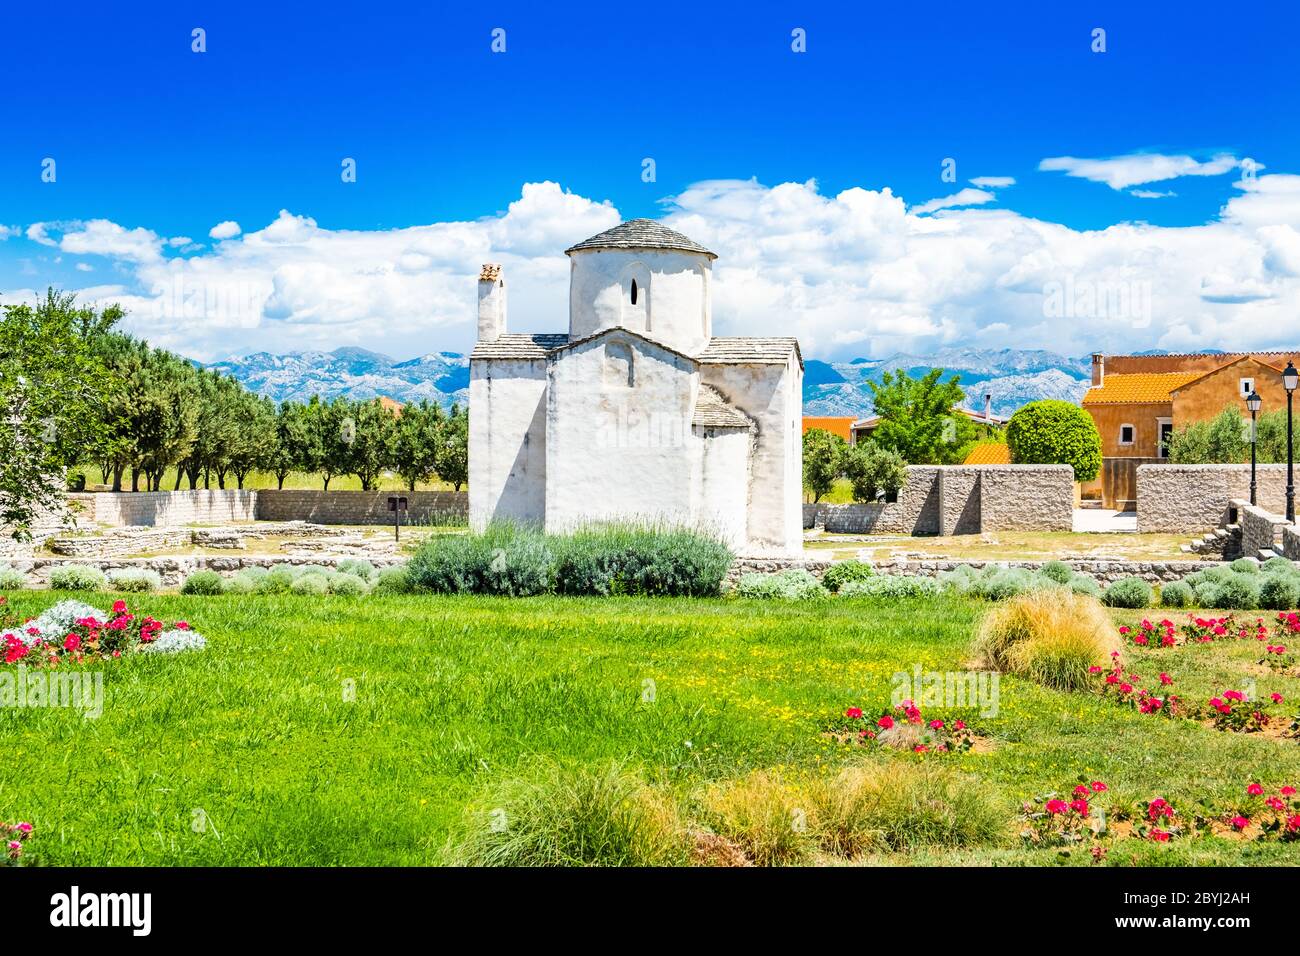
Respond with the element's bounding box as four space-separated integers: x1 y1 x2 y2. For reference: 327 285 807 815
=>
347 398 398 491
393 399 445 490
802 428 846 502
1167 404 1290 464
1005 399 1102 482
435 405 469 491
0 290 118 537
227 392 278 488
867 368 977 464
308 396 354 490
271 400 316 489
841 440 908 503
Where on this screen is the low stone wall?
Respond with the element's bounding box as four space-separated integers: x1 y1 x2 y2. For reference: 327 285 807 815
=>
1234 499 1289 558
1285 526 1300 561
47 528 191 557
805 465 1073 535
57 489 467 529
730 554 1218 585
1137 464 1293 532
253 490 467 526
71 490 258 528
7 555 405 589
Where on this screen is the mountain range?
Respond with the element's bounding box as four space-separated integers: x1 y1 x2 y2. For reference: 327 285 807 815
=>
207 345 1095 417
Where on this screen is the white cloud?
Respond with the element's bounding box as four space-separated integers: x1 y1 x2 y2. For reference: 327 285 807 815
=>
167 236 192 247
0 225 16 241
969 177 1015 189
209 221 241 240
1039 152 1239 190
75 263 93 272
1130 189 1177 199
12 174 1300 363
910 188 996 215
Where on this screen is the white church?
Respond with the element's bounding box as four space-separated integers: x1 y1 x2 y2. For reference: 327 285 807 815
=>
468 219 803 554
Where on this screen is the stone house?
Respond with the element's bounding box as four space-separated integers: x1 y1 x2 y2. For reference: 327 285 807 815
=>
1082 350 1300 507
468 220 804 553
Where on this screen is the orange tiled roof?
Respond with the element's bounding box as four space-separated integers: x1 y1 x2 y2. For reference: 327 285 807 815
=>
964 443 1012 465
802 416 856 441
377 395 405 415
1081 372 1201 406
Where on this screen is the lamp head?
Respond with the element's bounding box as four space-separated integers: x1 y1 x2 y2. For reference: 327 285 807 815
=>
1247 390 1263 413
1285 361 1300 393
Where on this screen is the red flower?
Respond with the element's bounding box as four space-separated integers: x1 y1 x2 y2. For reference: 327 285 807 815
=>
63 634 81 652
953 720 966 730
111 599 127 614
844 707 863 719
1230 815 1250 831
1281 786 1297 796
1159 673 1173 685
928 719 944 730
877 715 894 730
1045 799 1068 814
1070 799 1089 814
1149 828 1171 842
1247 783 1264 796
1090 781 1108 793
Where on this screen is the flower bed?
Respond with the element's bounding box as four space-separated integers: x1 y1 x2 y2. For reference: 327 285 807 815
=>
2 598 205 666
3 821 32 865
829 700 986 754
1091 652 1181 717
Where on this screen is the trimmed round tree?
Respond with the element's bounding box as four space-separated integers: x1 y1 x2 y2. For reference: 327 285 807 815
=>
1005 400 1102 482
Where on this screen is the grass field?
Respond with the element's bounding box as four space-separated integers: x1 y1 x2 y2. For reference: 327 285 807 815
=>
3 590 1299 866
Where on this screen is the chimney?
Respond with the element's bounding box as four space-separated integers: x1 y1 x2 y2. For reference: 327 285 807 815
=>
478 264 506 342
983 393 992 426
1091 352 1104 388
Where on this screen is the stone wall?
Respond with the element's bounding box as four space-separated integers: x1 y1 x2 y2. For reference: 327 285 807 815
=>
729 554 1217 586
1234 499 1289 558
5 555 406 589
72 490 258 528
1136 464 1293 532
253 490 467 525
805 465 1074 535
63 489 468 529
1284 526 1300 561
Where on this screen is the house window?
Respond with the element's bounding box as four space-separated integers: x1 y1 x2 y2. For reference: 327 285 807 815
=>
630 279 638 306
1119 424 1135 446
1240 377 1255 398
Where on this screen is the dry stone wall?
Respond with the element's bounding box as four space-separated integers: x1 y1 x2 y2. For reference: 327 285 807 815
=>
1137 464 1293 532
804 465 1074 535
253 490 467 525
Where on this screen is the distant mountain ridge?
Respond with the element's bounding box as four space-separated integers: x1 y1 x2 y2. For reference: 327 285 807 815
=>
208 345 1093 416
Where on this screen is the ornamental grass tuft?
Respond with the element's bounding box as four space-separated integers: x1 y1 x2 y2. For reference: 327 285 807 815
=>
974 590 1121 692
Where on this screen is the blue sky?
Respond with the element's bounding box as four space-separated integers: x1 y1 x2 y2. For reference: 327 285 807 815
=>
3 1 1300 362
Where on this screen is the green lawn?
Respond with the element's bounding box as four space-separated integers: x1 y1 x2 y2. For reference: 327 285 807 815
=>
3 591 1299 865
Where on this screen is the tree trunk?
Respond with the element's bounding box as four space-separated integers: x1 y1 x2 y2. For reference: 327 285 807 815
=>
323 476 331 491
277 474 286 490
173 470 183 490
112 465 124 493
131 467 140 492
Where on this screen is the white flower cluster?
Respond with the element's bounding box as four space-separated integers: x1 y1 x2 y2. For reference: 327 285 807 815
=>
3 600 102 642
140 629 208 654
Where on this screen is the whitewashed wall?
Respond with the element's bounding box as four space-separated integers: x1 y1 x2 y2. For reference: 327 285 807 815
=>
468 358 548 531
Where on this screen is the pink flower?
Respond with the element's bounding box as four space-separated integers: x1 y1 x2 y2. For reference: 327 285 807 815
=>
1090 781 1108 793
953 720 966 731
1074 784 1090 796
928 719 944 730
1281 786 1297 796
15 823 31 833
877 715 894 730
1266 797 1286 811
1159 673 1173 685
1230 815 1250 831
111 599 127 614
1149 828 1171 842
1045 799 1068 814
1271 693 1284 704
844 707 863 719
1070 799 1090 814
175 621 190 630
1225 690 1245 702
1247 782 1264 796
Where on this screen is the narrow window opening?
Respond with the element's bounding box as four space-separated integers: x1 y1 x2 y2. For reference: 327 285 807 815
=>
630 279 638 305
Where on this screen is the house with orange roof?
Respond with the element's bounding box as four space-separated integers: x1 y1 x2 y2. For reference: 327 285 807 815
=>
1082 351 1300 507
801 416 856 443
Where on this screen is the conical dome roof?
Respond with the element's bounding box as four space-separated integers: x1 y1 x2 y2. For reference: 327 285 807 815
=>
565 219 717 259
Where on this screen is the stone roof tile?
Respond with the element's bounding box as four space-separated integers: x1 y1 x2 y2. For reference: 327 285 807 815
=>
565 219 717 258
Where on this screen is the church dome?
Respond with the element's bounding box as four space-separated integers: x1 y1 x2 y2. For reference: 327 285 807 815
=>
566 219 717 259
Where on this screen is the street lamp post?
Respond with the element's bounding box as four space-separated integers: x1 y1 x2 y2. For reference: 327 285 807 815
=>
1246 390 1262 506
1285 362 1300 523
